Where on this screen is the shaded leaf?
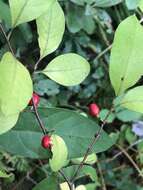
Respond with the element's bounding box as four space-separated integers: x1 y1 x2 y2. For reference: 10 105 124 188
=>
94 0 123 7
0 108 114 158
0 1 11 27
32 175 58 190
0 113 19 135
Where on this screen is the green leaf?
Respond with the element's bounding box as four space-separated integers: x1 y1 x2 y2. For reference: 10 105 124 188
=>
139 0 143 11
76 186 86 190
9 0 56 27
62 165 98 182
32 175 58 190
94 0 123 7
0 111 51 158
36 1 65 59
42 53 90 86
86 183 99 190
0 1 11 27
0 113 19 135
121 86 143 113
109 15 143 95
71 153 97 165
50 134 68 172
60 182 70 190
0 169 11 178
0 108 114 158
125 0 140 10
0 52 33 116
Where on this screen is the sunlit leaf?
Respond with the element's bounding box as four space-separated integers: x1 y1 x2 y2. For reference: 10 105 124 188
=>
36 1 65 58
9 0 56 27
42 53 90 86
110 15 143 95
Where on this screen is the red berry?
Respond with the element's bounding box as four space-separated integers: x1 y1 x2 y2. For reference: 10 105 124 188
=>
29 93 40 106
41 135 52 149
89 103 100 117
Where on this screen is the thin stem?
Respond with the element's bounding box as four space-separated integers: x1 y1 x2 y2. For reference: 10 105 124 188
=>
0 23 15 57
94 44 112 61
32 98 47 135
71 106 114 183
116 144 143 178
108 139 143 162
59 169 74 190
97 161 107 190
34 58 42 71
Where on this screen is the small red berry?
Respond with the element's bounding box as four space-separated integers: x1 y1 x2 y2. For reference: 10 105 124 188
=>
41 135 52 149
29 93 40 106
89 103 100 117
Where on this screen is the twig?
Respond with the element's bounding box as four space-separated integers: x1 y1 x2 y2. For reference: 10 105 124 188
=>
32 99 47 135
59 169 74 190
34 58 42 71
116 144 143 178
107 139 143 163
94 44 112 61
0 23 15 57
71 106 114 183
97 161 107 190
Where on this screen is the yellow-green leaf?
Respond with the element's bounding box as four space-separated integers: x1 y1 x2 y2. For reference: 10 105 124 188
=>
71 153 97 165
49 134 68 172
36 1 65 59
0 52 33 116
109 15 143 95
9 0 55 27
42 53 90 86
60 182 70 190
0 113 19 135
121 86 143 113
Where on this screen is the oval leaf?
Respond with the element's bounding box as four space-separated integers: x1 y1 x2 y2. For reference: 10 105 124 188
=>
0 52 33 116
32 175 58 190
36 1 65 59
0 1 11 27
0 108 114 159
49 134 68 172
42 53 90 86
109 15 143 95
0 113 19 135
121 86 143 113
95 0 123 7
9 0 56 27
71 153 97 165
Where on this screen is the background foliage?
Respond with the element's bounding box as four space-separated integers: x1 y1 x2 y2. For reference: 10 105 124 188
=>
1 0 143 189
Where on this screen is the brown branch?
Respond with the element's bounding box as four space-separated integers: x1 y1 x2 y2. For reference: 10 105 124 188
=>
32 98 47 135
97 161 107 190
116 145 143 178
71 106 114 183
0 23 15 57
59 169 74 190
